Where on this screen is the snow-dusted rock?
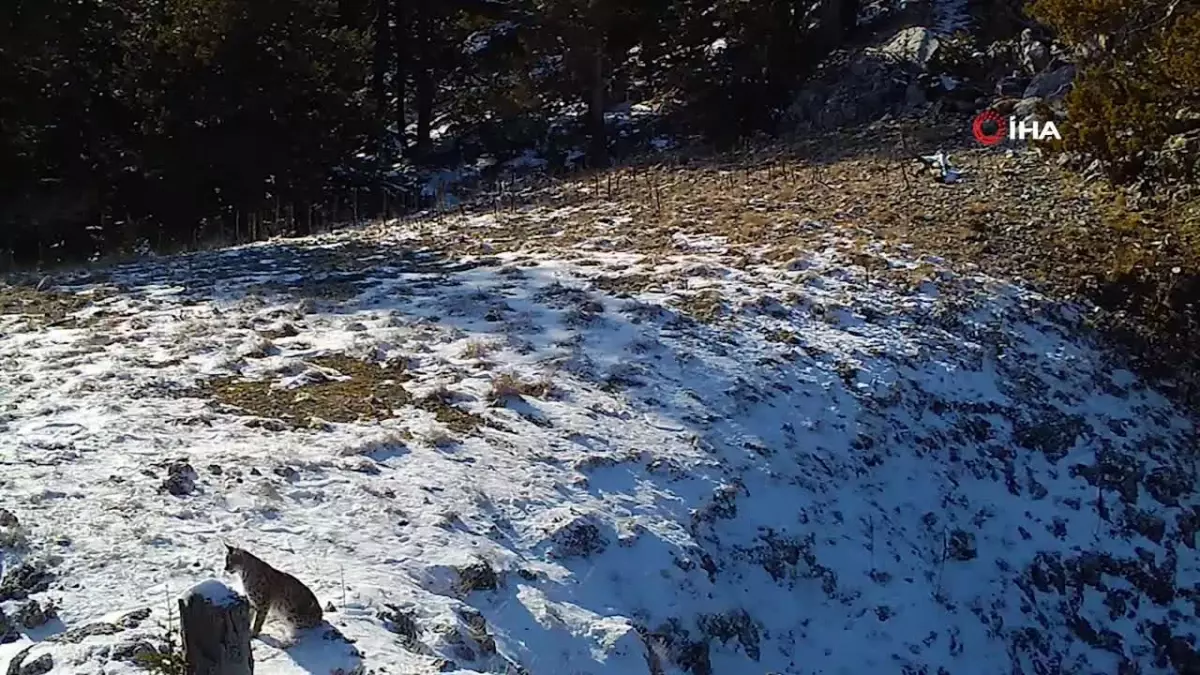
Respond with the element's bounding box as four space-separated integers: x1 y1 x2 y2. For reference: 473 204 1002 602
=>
882 27 941 69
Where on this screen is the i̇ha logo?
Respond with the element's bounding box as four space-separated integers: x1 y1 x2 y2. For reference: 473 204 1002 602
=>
972 109 1061 145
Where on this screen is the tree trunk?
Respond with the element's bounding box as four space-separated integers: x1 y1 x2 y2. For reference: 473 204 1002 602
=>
415 69 433 159
372 0 392 126
178 580 254 675
839 0 859 39
814 0 848 52
586 42 607 169
393 0 409 156
413 0 433 160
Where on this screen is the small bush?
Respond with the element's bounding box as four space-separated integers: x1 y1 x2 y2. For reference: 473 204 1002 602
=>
135 623 186 675
488 372 556 404
1029 0 1200 183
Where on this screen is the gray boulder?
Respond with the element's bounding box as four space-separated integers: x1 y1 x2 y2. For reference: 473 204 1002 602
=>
0 606 18 644
1013 97 1043 119
1023 65 1075 100
882 27 940 70
1019 28 1051 74
996 74 1029 97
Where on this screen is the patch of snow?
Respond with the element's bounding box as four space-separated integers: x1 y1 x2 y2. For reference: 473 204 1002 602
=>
504 151 548 171
564 149 587 167
0 216 1197 675
187 579 243 608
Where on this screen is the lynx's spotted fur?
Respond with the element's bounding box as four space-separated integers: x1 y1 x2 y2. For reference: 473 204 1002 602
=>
224 544 323 637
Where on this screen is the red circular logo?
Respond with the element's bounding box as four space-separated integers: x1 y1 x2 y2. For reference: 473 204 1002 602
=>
972 110 1007 146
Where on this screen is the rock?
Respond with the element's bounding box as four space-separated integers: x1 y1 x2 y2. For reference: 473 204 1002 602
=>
1073 35 1107 62
1149 623 1200 674
4 646 32 675
882 27 940 70
948 529 978 561
307 417 333 432
905 81 927 108
1175 106 1200 124
52 621 122 643
1145 467 1192 507
1013 97 1044 120
788 50 917 129
14 599 56 629
991 97 1021 116
0 516 26 551
421 555 501 599
263 322 299 338
546 512 609 559
111 639 159 662
1160 130 1200 175
449 641 476 664
995 75 1028 98
273 466 299 481
0 509 17 528
1129 510 1167 544
0 606 18 644
245 418 288 432
1019 28 1051 74
379 604 430 654
17 653 52 675
0 561 53 602
985 40 1019 73
1023 65 1075 101
699 610 761 661
617 520 647 547
340 457 381 475
160 461 198 496
457 607 496 656
118 607 151 629
453 558 500 594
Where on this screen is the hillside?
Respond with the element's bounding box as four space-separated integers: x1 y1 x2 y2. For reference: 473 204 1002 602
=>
2 136 1199 674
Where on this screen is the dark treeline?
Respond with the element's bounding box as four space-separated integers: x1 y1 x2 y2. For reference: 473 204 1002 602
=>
1 0 867 267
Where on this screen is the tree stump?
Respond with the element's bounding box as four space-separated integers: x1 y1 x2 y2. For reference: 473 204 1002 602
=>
178 580 254 675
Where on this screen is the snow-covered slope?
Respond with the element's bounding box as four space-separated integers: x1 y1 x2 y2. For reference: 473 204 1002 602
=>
1 220 1197 675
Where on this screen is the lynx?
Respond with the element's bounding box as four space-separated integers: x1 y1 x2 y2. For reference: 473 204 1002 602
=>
223 544 323 637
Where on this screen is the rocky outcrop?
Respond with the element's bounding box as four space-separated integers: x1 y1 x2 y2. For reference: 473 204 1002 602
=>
788 26 971 131
787 2 1078 134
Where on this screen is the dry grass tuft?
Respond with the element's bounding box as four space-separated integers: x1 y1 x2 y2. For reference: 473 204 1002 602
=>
203 354 411 426
591 274 653 297
415 386 488 434
337 429 412 457
487 372 557 405
765 329 800 345
670 290 726 323
242 278 365 305
0 284 109 327
420 426 459 448
460 339 499 360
